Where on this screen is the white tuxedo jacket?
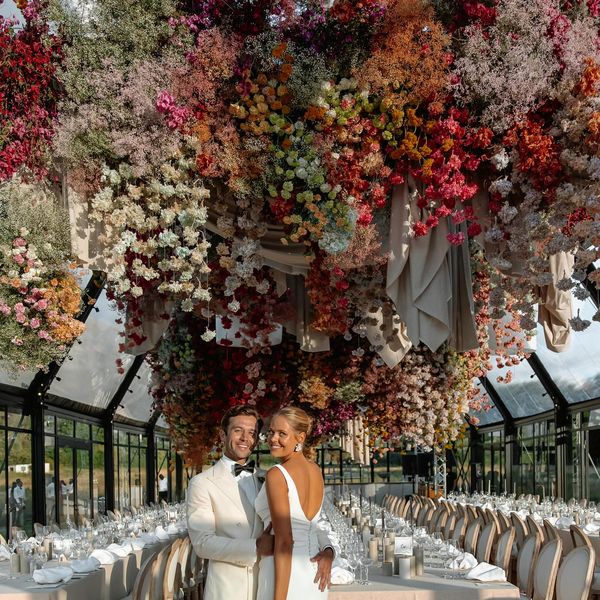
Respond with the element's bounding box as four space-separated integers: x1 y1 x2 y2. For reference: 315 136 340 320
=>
187 459 264 600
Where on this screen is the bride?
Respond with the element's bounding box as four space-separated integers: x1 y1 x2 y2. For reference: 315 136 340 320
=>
255 406 332 600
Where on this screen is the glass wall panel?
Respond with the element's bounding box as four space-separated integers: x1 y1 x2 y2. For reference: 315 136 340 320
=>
7 430 32 534
485 360 553 418
93 443 105 515
75 449 91 525
44 436 56 524
535 297 600 403
469 381 503 426
48 290 134 409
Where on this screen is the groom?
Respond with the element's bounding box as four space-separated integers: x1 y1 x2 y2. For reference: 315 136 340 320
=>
187 405 334 600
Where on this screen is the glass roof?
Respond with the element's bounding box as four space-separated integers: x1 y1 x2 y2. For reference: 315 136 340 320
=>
48 290 134 409
0 367 36 391
115 361 155 423
485 359 554 418
469 381 503 426
534 296 600 404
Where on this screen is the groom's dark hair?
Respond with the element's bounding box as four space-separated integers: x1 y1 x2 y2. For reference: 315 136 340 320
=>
220 405 263 434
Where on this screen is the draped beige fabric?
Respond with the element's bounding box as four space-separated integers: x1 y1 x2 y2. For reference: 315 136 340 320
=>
537 252 573 353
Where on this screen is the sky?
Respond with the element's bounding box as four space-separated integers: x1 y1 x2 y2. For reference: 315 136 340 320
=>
0 0 23 21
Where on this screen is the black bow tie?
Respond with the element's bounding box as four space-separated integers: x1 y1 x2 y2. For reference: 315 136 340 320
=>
233 461 255 477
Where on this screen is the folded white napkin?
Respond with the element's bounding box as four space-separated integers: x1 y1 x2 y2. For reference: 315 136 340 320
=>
556 516 574 529
330 567 354 585
33 566 73 584
584 523 600 534
70 557 100 573
532 512 543 523
466 562 507 582
394 536 413 554
332 557 349 569
166 524 178 535
106 543 132 557
27 537 41 546
447 552 478 570
129 538 146 551
446 544 461 558
154 526 170 541
0 545 12 561
90 549 117 565
140 533 159 544
546 517 558 526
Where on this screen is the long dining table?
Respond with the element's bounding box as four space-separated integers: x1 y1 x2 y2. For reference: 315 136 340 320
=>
329 568 521 600
0 534 181 600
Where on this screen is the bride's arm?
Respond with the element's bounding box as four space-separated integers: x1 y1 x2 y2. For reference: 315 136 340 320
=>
266 468 293 600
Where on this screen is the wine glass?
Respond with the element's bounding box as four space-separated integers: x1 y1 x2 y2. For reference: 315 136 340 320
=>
359 555 373 586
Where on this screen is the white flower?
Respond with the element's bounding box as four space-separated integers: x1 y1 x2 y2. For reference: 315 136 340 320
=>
490 148 510 171
228 299 240 313
490 178 513 199
192 287 211 301
201 329 216 342
131 286 143 297
181 298 194 312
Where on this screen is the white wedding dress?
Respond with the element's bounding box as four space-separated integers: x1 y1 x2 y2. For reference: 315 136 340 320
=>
255 464 329 600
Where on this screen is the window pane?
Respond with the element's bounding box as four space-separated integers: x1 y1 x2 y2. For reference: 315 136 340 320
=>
116 362 154 423
486 360 553 418
48 290 134 409
7 407 30 430
0 430 6 539
92 426 104 443
75 422 90 440
118 446 128 509
75 449 91 525
7 431 32 535
57 418 74 437
93 443 105 515
535 297 600 403
44 436 56 524
44 415 55 435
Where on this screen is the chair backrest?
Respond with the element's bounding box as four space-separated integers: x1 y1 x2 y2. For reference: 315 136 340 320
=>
511 513 529 549
532 537 562 600
417 506 433 527
452 516 467 545
466 504 478 522
497 511 512 533
151 544 174 600
132 552 158 600
526 515 545 544
397 498 409 519
443 513 457 540
555 546 595 600
163 538 184 600
543 519 559 541
431 506 448 533
475 506 487 524
485 509 500 533
177 537 193 584
494 527 515 573
517 533 541 598
476 521 497 563
464 519 481 555
570 524 593 549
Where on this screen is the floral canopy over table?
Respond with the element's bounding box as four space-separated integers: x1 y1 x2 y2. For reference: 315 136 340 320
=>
1 0 600 466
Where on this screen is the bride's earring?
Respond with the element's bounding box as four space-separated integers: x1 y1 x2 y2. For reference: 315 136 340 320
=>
294 443 302 452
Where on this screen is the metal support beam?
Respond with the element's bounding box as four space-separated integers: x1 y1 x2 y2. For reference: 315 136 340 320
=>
146 422 156 505
433 450 446 497
479 377 515 435
469 425 484 494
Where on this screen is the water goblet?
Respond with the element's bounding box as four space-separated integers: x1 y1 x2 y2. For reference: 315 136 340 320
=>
359 555 374 586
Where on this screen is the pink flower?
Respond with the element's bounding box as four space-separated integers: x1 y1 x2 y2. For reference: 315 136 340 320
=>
14 303 25 313
15 313 27 324
29 318 40 329
446 232 466 246
0 303 11 315
11 337 23 346
34 299 48 310
12 237 26 247
38 330 52 341
13 254 25 265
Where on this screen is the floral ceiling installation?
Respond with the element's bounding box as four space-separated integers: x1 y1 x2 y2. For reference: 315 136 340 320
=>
1 0 600 464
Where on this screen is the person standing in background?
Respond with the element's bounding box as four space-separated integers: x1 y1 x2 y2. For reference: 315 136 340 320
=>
12 479 25 527
158 473 168 502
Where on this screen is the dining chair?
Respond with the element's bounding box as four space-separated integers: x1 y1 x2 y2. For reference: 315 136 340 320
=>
555 546 595 600
476 521 497 564
511 513 529 552
443 513 457 540
494 527 515 573
151 543 176 600
417 506 434 528
497 511 512 534
451 516 467 546
397 498 409 519
517 533 541 599
127 551 158 600
485 509 501 533
475 506 487 524
163 538 185 600
542 519 559 542
430 506 448 534
466 504 478 522
526 515 545 545
464 519 481 556
531 537 562 600
570 523 593 549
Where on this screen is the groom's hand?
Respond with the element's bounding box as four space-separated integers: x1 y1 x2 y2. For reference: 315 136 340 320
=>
311 548 333 591
256 524 274 557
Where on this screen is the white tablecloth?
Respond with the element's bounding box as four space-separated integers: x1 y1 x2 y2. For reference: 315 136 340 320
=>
329 568 520 600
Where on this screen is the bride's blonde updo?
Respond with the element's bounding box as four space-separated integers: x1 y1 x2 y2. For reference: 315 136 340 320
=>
273 406 315 460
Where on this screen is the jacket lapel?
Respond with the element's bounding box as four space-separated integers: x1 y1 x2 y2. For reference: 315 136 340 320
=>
250 469 266 538
210 460 249 518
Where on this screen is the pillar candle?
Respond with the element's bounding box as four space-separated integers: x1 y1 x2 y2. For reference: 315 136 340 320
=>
384 543 395 563
369 538 379 562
